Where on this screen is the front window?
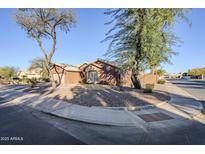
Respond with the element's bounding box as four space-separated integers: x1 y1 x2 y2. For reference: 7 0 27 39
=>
86 71 98 83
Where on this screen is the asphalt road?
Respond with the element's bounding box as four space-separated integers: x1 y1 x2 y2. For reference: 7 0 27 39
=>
167 79 205 103
0 104 84 145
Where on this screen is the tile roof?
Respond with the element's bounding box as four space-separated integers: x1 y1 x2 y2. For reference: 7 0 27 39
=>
54 63 81 72
54 59 120 72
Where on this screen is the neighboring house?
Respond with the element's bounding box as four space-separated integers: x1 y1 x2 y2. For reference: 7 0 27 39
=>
50 59 158 87
167 73 182 79
18 69 41 79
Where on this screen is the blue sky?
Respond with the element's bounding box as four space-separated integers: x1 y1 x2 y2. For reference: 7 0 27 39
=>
0 8 204 73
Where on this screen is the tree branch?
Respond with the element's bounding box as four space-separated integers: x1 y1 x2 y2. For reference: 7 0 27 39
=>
48 30 56 61
36 36 49 62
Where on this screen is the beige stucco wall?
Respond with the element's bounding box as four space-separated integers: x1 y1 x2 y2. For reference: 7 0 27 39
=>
53 73 65 84
138 74 158 87
51 65 83 85
121 70 133 87
121 71 158 88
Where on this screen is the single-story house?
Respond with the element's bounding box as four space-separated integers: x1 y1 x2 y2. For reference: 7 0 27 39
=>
50 59 121 85
167 73 183 79
50 59 158 87
18 70 41 79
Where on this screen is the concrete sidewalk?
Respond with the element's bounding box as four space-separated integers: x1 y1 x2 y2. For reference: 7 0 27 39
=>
1 83 204 126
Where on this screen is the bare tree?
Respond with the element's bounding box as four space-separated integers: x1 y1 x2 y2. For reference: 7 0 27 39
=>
14 9 76 88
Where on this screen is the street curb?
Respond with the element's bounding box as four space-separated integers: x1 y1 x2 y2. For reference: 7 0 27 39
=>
192 112 205 124
41 110 131 126
40 109 137 127
37 100 169 127
93 104 155 111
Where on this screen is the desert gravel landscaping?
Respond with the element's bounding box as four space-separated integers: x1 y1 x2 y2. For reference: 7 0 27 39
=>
0 83 170 107
45 84 170 107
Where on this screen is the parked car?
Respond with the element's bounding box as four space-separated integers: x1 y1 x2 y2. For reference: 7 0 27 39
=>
182 76 190 79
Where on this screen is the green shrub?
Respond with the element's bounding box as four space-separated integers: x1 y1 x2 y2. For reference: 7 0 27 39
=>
157 79 166 84
143 84 154 93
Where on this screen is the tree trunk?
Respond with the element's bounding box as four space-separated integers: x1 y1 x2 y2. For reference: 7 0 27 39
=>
36 31 57 90
45 61 56 89
131 69 141 89
151 66 157 75
132 9 146 89
49 70 56 89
